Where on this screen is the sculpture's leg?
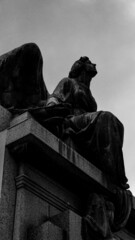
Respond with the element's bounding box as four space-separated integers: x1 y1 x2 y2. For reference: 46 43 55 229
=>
94 111 128 188
0 43 48 108
65 111 128 188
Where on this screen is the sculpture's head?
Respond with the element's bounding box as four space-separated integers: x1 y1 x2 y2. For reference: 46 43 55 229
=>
68 56 97 79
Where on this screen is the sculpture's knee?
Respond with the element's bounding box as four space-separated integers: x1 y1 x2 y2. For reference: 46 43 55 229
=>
101 111 116 119
101 111 123 125
100 111 124 142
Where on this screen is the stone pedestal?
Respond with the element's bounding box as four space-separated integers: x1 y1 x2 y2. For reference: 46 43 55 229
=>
0 107 134 240
28 210 82 240
28 221 64 240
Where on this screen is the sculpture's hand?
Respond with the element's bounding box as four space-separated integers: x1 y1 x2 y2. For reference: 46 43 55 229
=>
46 96 59 107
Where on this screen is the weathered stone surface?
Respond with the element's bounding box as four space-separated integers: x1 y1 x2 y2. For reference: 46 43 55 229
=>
0 130 8 198
15 164 81 213
0 105 11 131
51 210 82 240
0 149 17 240
10 111 31 128
0 106 11 199
28 221 64 240
13 187 50 240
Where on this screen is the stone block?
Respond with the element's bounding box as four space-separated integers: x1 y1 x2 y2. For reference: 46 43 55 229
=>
13 187 50 240
28 221 64 240
0 130 8 198
0 149 17 240
0 105 11 131
9 111 31 128
51 210 82 240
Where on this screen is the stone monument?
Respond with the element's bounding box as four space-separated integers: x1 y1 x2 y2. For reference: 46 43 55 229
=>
0 43 134 240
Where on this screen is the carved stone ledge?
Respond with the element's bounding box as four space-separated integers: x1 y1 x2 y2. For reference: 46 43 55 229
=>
6 112 114 196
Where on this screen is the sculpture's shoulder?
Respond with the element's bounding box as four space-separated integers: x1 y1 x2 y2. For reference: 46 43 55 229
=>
53 77 75 93
56 77 74 85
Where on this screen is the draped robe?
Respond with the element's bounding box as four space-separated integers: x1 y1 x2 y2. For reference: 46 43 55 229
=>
51 77 128 189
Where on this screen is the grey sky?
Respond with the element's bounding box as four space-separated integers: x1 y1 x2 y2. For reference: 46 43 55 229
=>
0 0 135 194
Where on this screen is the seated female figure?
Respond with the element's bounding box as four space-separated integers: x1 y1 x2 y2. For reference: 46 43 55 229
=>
48 56 128 189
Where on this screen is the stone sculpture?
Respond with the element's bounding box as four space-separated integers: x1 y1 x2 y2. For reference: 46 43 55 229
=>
48 56 128 189
47 56 132 240
0 43 132 240
81 190 131 240
0 43 48 109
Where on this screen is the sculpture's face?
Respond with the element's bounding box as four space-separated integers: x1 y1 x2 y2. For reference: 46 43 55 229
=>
69 56 97 79
84 59 97 77
74 57 97 77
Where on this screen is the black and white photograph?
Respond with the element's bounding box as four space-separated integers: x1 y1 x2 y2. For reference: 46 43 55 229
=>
0 0 135 239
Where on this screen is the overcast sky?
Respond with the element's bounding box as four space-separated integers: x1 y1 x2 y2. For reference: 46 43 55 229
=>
1 0 135 194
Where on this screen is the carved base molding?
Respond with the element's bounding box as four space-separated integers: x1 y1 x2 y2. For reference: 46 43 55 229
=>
16 174 79 213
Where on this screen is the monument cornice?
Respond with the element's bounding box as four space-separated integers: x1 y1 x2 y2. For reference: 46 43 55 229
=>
16 174 77 212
